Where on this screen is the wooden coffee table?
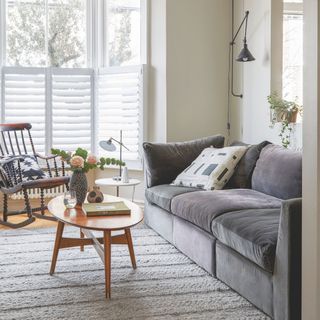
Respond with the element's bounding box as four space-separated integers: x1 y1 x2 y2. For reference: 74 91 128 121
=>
47 194 143 299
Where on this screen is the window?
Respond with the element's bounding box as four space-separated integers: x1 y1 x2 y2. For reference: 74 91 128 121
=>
6 0 87 68
0 1 146 166
282 0 303 104
107 0 141 67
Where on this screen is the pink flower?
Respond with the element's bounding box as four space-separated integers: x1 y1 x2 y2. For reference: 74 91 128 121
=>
70 156 84 168
87 154 97 165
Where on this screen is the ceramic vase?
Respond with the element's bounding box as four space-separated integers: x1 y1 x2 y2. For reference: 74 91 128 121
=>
121 166 129 183
87 186 104 203
70 171 88 206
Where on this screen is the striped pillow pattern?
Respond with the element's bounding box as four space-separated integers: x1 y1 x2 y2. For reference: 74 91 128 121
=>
172 146 247 190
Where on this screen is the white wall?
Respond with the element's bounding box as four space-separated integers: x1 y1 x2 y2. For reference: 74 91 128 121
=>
147 0 167 143
302 0 320 319
231 0 302 148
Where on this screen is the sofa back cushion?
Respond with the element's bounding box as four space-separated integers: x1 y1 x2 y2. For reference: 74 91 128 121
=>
226 140 270 189
251 144 302 199
143 135 225 188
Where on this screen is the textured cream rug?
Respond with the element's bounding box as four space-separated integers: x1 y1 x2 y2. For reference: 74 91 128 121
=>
0 224 269 320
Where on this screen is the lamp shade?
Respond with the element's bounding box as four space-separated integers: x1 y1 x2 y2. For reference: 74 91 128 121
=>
236 43 255 62
99 139 116 152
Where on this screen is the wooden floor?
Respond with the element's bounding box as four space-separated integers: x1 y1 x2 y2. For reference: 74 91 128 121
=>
0 212 57 230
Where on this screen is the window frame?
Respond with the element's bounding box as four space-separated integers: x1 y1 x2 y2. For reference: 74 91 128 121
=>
0 0 148 169
282 1 303 103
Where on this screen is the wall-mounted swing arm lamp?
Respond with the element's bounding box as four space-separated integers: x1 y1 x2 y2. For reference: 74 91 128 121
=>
230 9 255 98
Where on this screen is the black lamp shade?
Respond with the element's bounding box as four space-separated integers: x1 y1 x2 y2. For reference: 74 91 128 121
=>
236 43 255 62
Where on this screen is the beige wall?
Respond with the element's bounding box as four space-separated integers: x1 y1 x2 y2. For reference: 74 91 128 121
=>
166 0 230 142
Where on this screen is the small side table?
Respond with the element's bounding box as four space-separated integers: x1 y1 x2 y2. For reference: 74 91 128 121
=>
95 178 141 201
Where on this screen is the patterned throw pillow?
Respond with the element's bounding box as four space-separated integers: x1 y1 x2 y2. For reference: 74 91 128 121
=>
172 146 247 190
4 155 47 182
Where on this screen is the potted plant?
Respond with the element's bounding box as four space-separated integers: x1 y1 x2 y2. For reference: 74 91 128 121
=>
267 92 303 148
51 147 125 206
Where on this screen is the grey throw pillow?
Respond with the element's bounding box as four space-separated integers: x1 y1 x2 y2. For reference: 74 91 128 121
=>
225 140 270 189
251 144 302 199
143 135 225 188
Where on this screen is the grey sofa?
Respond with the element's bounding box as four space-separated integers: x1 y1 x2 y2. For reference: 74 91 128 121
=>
143 135 302 320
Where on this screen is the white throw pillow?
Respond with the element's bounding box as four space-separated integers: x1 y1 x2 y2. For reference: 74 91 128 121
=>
172 146 247 190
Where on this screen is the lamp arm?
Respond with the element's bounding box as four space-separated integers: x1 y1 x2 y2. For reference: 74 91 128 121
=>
230 10 249 99
110 137 130 151
230 11 249 45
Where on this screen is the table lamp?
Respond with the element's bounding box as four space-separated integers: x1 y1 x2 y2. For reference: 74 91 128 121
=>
99 130 130 181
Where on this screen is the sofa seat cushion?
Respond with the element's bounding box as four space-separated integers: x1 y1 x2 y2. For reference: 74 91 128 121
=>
212 208 280 272
171 189 282 233
145 184 201 212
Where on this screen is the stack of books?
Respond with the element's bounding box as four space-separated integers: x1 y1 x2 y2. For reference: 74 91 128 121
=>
82 201 131 217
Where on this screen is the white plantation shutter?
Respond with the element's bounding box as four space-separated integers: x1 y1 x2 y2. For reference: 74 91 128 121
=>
2 67 46 154
52 69 93 152
0 65 145 166
97 66 145 163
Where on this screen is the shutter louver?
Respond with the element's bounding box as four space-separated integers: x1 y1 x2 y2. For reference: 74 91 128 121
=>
98 66 143 162
52 69 93 152
3 68 46 154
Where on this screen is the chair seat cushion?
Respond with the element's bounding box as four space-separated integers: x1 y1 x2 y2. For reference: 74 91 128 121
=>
212 208 280 272
171 189 282 233
4 155 48 182
145 184 201 212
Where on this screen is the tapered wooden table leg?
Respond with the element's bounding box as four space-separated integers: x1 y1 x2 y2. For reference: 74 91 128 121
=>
125 228 136 269
50 221 65 275
80 229 84 252
104 230 112 299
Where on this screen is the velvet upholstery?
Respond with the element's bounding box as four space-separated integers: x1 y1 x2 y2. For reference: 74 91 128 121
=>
226 140 270 189
143 135 224 188
273 199 302 320
145 184 201 212
212 208 280 272
144 201 174 244
252 144 302 199
171 189 281 232
173 216 216 275
216 241 274 317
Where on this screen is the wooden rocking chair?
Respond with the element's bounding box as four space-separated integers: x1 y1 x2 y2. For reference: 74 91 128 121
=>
0 123 70 228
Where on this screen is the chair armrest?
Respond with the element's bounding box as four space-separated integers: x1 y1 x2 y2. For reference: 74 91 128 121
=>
143 135 224 188
273 198 302 320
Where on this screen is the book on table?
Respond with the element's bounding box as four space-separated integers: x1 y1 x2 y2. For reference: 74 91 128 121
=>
82 201 131 217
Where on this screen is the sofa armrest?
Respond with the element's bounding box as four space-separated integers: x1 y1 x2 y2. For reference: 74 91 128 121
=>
273 198 302 320
143 135 225 188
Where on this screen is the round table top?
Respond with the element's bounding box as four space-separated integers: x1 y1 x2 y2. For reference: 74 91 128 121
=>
95 178 141 187
48 194 144 231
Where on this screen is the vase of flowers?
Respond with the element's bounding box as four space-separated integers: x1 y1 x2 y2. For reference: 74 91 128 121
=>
51 147 125 206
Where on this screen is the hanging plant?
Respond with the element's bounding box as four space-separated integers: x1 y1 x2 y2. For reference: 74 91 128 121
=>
267 92 303 148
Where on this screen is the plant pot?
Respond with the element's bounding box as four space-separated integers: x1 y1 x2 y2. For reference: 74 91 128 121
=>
275 109 298 123
70 171 88 206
